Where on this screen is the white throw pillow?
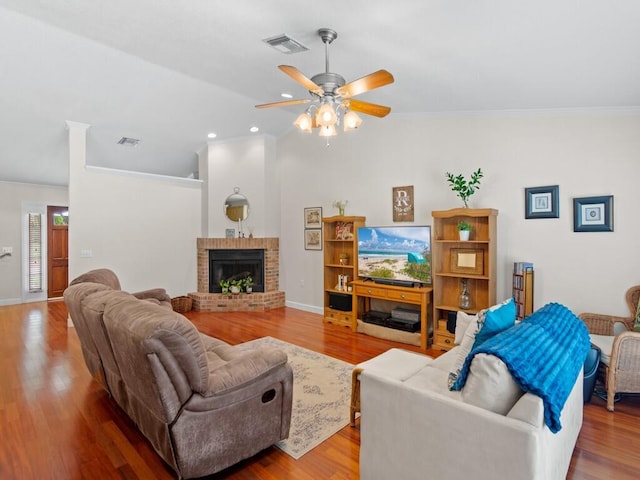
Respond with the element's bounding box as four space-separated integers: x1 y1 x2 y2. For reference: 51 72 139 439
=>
455 311 476 345
461 353 524 415
448 312 484 388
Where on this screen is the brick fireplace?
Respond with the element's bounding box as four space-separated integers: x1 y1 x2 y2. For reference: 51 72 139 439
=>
189 237 285 312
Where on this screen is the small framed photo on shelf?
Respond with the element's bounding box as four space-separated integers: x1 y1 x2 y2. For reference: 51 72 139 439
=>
450 248 484 275
304 229 322 250
225 228 235 238
304 207 322 228
525 185 559 219
573 195 614 232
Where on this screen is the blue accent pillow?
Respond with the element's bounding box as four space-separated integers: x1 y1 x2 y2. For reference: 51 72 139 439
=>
472 297 516 349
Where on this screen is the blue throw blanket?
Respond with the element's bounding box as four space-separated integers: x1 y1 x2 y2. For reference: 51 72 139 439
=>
451 302 590 433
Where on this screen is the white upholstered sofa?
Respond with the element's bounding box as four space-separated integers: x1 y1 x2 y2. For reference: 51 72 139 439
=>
359 301 588 480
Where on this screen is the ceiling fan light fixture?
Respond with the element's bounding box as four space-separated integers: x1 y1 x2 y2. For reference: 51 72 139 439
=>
294 112 313 133
256 28 394 140
316 103 337 127
318 124 337 137
343 110 363 131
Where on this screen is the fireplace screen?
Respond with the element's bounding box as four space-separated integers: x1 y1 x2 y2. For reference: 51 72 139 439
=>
209 249 264 293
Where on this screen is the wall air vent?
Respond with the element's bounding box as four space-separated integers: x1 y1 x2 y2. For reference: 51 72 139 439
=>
263 34 309 54
117 137 140 147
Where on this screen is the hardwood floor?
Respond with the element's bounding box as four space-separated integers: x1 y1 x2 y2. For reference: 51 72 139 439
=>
0 301 638 479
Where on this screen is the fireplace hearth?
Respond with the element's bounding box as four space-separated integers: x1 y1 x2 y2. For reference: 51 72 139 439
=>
191 237 285 312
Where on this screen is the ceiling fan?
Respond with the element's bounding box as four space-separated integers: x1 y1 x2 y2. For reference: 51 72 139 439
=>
255 28 394 136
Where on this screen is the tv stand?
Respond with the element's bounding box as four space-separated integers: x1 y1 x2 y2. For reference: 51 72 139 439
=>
352 279 432 349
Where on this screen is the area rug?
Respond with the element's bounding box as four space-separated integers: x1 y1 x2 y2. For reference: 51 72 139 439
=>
238 336 354 459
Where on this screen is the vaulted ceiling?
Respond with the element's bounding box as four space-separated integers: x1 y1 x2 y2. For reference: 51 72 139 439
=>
1 1 639 186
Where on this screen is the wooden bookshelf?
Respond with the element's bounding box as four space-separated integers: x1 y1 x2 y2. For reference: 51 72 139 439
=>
322 215 366 329
432 208 498 350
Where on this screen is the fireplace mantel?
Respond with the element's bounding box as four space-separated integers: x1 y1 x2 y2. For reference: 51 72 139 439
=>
190 237 285 312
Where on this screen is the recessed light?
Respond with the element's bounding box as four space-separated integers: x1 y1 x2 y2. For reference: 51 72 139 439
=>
207 132 217 139
250 126 259 133
281 93 293 99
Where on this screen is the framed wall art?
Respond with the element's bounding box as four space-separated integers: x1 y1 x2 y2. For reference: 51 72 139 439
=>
392 185 415 222
225 228 235 238
304 229 322 250
450 248 484 275
525 185 559 219
304 207 322 228
573 195 614 232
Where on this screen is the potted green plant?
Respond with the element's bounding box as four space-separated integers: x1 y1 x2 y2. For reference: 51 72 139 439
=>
243 276 253 293
457 220 472 241
230 279 243 294
445 168 483 208
219 279 230 296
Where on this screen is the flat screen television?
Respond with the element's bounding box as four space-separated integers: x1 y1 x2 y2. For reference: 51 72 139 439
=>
357 225 431 286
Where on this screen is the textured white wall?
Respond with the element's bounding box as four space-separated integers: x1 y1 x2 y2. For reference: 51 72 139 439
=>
206 136 277 239
4 111 638 319
67 122 202 297
278 110 640 317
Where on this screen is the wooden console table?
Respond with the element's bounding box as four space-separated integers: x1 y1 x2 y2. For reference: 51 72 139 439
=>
352 280 432 349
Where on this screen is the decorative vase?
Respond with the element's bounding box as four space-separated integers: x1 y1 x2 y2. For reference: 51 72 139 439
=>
458 278 471 310
459 230 470 241
246 286 252 294
230 286 240 294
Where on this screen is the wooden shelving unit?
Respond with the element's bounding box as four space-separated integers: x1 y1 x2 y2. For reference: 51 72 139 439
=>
432 208 498 351
513 263 534 320
322 215 366 330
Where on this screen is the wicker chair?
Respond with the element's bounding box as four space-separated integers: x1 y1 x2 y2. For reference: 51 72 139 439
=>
579 285 640 411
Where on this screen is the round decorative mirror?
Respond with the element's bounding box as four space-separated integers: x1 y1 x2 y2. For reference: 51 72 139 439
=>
224 187 250 222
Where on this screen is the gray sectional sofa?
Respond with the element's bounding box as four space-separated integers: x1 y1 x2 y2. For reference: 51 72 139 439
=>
64 269 293 479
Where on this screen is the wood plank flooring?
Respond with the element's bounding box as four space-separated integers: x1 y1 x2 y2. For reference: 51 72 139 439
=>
0 301 638 479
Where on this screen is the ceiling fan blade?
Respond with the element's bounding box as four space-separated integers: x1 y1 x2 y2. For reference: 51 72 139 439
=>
336 70 394 98
347 99 391 118
255 99 311 109
278 65 324 96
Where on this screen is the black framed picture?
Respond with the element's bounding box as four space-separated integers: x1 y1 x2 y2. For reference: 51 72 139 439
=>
525 185 559 219
573 195 614 232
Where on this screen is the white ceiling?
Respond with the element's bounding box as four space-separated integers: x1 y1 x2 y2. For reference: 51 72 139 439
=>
1 0 639 186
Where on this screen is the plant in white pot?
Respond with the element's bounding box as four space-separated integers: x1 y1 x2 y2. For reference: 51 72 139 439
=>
219 279 231 296
457 220 472 241
243 276 253 293
230 279 243 294
446 168 483 208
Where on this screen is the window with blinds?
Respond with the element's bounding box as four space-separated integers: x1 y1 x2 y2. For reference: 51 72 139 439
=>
28 213 42 292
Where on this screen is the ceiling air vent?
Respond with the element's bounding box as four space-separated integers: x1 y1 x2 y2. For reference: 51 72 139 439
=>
263 34 309 54
117 137 140 147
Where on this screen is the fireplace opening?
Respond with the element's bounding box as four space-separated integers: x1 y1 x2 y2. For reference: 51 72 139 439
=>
209 249 264 293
